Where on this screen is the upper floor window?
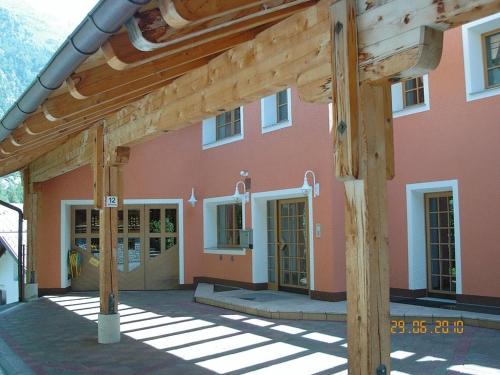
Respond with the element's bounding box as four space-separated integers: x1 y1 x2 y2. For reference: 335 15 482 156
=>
202 107 244 150
391 75 430 118
216 109 241 141
217 204 242 248
261 88 292 133
403 77 425 108
483 29 500 89
462 13 500 101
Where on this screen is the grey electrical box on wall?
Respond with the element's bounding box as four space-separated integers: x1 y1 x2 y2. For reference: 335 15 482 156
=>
239 229 253 249
315 223 321 238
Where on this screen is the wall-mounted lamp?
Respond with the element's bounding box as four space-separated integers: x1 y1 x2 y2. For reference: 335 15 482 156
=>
233 180 250 203
301 170 320 197
188 188 197 207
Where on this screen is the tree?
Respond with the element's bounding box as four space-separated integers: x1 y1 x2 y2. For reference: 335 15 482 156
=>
0 172 23 203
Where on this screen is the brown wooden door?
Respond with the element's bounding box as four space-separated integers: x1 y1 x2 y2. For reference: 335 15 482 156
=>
145 205 179 290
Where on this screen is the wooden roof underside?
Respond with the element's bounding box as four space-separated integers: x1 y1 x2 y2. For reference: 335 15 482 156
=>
0 0 315 174
0 0 499 179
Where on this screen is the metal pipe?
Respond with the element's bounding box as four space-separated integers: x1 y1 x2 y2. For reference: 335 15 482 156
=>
0 200 24 302
0 0 151 143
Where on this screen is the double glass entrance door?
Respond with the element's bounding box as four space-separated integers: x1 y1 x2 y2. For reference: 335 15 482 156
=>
267 198 309 291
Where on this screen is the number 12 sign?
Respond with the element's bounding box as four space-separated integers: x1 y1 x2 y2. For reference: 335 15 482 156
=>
105 196 118 208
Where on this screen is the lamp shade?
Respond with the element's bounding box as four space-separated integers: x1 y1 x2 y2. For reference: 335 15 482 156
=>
301 175 312 193
188 188 197 207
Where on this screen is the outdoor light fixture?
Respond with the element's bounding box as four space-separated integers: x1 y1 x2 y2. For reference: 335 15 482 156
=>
301 170 320 197
188 188 197 207
233 180 250 203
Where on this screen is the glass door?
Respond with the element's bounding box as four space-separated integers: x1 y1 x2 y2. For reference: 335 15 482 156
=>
117 206 145 290
425 192 456 295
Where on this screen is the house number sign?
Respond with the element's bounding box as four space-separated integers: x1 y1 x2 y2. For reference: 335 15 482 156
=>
105 196 118 208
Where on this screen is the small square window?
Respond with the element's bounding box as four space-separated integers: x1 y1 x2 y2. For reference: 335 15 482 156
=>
403 77 425 108
217 204 242 248
483 29 500 89
261 88 292 133
216 109 241 141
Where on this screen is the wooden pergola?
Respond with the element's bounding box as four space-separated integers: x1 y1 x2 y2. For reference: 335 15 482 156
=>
1 0 499 373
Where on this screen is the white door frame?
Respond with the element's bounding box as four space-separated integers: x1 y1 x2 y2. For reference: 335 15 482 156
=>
60 198 184 288
251 188 315 290
406 180 462 294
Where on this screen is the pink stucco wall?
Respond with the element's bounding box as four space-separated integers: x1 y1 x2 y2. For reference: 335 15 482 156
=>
37 27 500 299
37 90 347 294
387 28 500 298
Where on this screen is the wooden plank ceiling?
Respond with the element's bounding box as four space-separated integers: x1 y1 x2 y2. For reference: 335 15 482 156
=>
0 0 317 175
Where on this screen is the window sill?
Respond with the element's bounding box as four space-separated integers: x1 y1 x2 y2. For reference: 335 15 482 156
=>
393 103 430 118
466 86 500 102
202 134 244 150
261 121 292 134
204 247 246 255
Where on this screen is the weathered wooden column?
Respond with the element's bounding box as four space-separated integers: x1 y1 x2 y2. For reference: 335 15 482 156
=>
94 123 129 344
22 168 40 299
331 1 394 373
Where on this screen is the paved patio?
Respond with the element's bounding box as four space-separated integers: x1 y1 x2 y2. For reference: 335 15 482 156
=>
194 284 500 329
0 290 499 374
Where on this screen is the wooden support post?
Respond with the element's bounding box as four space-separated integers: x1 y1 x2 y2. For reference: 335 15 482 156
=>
331 1 392 373
96 125 129 344
99 164 119 315
93 124 104 209
22 168 40 287
343 82 391 374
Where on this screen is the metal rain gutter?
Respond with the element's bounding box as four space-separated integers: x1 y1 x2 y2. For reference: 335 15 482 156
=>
0 0 151 143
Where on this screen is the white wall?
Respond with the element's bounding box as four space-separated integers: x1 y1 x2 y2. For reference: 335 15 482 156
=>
0 253 19 304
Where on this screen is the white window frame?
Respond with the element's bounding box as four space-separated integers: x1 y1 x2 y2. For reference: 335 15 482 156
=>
202 107 244 150
462 13 500 102
203 195 246 255
251 188 315 290
391 75 430 118
406 180 462 294
261 88 292 133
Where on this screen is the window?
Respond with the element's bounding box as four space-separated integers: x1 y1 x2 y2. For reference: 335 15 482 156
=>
216 109 241 140
483 29 500 88
403 77 425 107
202 107 244 149
462 13 500 101
203 195 246 254
391 75 430 117
217 204 242 248
261 88 292 133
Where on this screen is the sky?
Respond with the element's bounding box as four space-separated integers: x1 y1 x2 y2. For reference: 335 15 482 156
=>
0 0 99 39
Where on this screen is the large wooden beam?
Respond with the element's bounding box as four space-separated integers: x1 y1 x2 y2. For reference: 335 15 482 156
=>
344 82 391 374
30 129 94 183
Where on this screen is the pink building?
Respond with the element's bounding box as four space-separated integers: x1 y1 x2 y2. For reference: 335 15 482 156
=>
34 18 500 308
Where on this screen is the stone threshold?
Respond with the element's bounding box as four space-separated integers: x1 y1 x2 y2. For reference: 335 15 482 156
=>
194 283 500 330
